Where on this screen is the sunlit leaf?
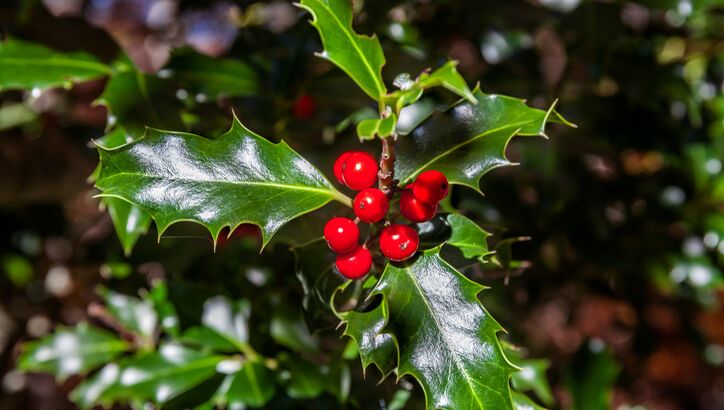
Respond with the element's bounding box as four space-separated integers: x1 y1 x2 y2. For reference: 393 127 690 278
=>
417 60 476 103
18 323 129 381
372 248 516 409
445 213 493 259
299 0 387 100
105 197 152 256
0 38 110 91
94 116 350 247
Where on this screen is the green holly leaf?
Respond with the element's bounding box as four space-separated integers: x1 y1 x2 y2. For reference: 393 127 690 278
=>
180 326 240 353
99 287 158 345
372 248 516 409
71 363 122 409
356 114 397 141
445 213 493 260
94 116 350 247
339 301 397 378
277 352 350 402
270 309 320 354
512 391 546 410
395 90 573 191
105 197 152 256
0 38 111 91
199 296 250 351
166 52 258 99
417 60 476 103
101 344 223 405
509 353 554 406
565 344 620 410
298 0 387 100
215 360 276 408
97 66 184 138
17 323 129 381
293 239 347 330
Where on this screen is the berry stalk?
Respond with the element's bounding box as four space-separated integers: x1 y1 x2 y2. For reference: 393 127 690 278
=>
378 136 396 197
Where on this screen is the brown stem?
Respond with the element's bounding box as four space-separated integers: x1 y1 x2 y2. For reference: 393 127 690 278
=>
378 135 397 197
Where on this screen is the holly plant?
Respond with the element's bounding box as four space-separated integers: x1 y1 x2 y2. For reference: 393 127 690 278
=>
9 0 572 409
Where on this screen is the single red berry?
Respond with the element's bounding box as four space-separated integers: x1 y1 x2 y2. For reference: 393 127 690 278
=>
380 224 419 262
335 245 372 279
293 94 316 119
353 188 389 223
412 170 449 204
333 151 352 185
323 217 359 253
342 151 378 190
400 189 437 222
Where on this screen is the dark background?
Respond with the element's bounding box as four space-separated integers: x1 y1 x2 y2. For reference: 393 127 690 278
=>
0 0 722 409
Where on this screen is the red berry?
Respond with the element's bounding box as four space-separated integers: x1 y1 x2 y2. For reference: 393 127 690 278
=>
400 189 437 222
293 94 315 119
333 151 352 185
335 245 372 279
342 151 378 190
380 224 419 261
412 170 449 204
323 217 359 253
353 188 389 223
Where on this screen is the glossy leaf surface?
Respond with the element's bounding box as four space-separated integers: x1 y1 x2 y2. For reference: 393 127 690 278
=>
446 213 492 259
293 240 346 330
0 38 110 91
18 323 128 380
373 249 515 409
396 90 572 190
95 117 347 246
299 0 387 100
339 301 396 378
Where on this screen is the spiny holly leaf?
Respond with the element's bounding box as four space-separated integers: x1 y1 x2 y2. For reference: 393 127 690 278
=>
339 301 397 379
214 360 276 408
396 90 574 191
101 344 223 405
97 66 185 138
0 38 111 91
446 213 493 260
298 0 387 100
372 248 516 409
166 53 258 99
417 60 475 103
357 114 396 141
18 323 129 381
94 117 349 247
508 351 554 406
105 198 151 256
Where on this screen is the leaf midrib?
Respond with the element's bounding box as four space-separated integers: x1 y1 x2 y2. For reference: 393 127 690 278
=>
400 263 486 409
129 356 221 386
315 1 384 97
38 340 128 361
99 171 336 197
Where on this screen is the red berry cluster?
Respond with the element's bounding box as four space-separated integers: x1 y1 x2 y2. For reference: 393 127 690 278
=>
324 151 449 280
